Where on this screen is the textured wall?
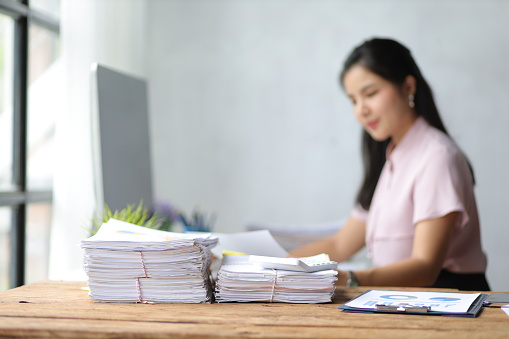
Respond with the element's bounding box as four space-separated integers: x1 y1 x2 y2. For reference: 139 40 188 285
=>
147 0 509 290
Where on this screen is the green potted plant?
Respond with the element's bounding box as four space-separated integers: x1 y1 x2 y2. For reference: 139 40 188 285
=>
88 201 165 237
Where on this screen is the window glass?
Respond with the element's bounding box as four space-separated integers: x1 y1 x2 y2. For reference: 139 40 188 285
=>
0 206 11 292
0 14 15 191
25 202 52 284
30 0 60 19
27 23 60 190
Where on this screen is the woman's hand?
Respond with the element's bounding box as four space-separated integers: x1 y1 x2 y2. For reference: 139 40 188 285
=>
335 269 349 286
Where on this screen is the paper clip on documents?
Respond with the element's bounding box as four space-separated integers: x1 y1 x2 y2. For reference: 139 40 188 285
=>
375 304 431 313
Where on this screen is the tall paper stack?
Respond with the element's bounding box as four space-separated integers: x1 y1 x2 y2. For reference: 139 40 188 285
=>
81 219 218 303
215 255 338 303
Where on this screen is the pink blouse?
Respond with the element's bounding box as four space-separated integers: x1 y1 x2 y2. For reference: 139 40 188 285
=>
352 117 487 273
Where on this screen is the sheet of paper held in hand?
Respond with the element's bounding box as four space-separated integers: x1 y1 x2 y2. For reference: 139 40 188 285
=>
211 230 288 258
345 290 481 313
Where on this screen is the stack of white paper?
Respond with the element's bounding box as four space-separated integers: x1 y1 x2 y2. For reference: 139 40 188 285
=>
81 219 218 303
215 255 338 304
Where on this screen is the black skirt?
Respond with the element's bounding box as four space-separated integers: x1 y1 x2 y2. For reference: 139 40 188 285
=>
431 269 490 291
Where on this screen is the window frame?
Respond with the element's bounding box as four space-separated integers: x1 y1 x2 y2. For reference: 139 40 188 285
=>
0 0 58 288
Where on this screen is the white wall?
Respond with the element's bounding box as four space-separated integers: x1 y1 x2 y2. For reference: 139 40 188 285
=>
146 0 509 291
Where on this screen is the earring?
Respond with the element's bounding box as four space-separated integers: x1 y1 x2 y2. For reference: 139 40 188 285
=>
409 94 415 108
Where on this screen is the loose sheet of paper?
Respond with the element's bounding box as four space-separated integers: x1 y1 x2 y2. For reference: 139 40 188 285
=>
345 290 481 313
502 305 509 317
211 230 288 258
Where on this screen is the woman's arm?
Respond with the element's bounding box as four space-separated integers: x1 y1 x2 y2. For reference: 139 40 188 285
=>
288 216 366 263
338 212 458 286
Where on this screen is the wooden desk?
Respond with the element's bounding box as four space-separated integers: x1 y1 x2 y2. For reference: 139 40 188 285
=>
0 280 507 338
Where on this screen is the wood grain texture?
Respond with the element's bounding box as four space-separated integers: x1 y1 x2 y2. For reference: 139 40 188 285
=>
0 281 507 338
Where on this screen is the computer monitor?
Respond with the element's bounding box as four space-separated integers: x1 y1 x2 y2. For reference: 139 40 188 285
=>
90 63 153 212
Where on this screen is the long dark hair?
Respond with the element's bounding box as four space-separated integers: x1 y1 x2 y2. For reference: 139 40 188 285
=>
339 38 474 210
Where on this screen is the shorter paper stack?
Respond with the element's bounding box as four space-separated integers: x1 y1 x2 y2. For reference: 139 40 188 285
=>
215 255 338 303
81 219 218 303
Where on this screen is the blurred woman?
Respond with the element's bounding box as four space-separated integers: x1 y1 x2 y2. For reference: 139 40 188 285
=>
290 38 489 291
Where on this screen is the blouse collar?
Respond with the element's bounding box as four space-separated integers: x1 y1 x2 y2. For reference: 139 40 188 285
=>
386 116 428 164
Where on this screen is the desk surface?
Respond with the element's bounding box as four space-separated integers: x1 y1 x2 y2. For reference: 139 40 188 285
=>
0 280 507 338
